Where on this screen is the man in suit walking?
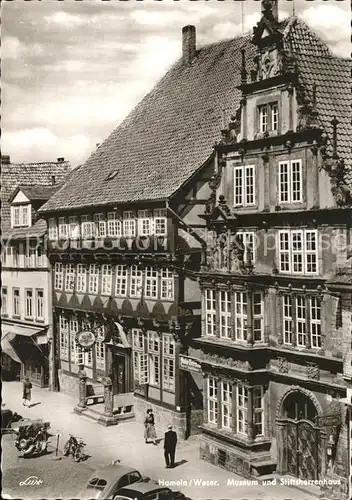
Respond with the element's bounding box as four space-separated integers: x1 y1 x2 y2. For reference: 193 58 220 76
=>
164 424 177 468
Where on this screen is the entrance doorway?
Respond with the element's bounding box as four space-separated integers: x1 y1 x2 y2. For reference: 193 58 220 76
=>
281 391 321 480
112 355 126 395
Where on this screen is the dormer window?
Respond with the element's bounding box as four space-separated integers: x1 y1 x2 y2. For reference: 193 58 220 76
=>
258 102 279 133
11 204 31 228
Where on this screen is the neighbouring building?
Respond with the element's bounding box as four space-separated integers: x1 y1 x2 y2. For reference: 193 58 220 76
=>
1 155 70 389
183 1 351 499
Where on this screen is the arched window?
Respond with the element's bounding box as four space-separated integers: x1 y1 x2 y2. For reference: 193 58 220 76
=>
283 392 317 422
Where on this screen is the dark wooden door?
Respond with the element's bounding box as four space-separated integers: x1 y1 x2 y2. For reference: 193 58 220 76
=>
112 355 126 395
286 420 320 480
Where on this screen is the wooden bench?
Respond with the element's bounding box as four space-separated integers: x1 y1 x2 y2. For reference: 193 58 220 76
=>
85 384 105 405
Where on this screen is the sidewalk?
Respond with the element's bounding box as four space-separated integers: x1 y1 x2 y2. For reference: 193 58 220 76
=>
2 382 319 500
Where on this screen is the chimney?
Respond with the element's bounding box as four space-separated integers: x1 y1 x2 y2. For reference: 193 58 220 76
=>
261 0 279 22
182 25 196 65
1 155 10 164
57 157 65 163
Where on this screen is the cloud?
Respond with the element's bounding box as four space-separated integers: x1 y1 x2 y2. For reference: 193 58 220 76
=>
2 36 44 59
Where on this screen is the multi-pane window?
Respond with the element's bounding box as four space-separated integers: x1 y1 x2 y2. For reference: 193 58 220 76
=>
132 329 148 384
35 289 44 320
235 292 247 341
271 103 278 131
207 377 218 424
54 262 63 290
253 293 264 342
59 315 69 360
49 218 58 239
94 213 106 237
278 230 318 275
132 328 144 350
81 215 95 238
237 384 248 435
234 165 255 206
219 291 231 339
107 212 122 237
88 264 99 294
58 217 69 239
95 325 106 370
237 231 256 264
160 268 174 300
22 206 29 226
283 294 293 345
296 295 306 347
36 246 43 267
13 288 20 317
25 289 33 318
69 216 80 239
154 208 167 236
145 267 158 299
101 264 112 296
25 244 36 268
310 296 321 348
65 264 75 292
13 206 21 227
253 387 264 436
1 287 8 315
69 317 80 365
123 211 136 237
115 265 127 296
162 334 175 391
148 331 160 387
221 381 232 429
205 289 216 336
259 105 268 133
76 264 87 293
138 210 152 236
12 205 30 227
130 265 142 298
278 160 302 203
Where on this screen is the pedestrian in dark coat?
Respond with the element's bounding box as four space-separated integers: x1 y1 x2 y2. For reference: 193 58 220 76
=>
144 409 157 445
22 377 32 407
164 424 177 468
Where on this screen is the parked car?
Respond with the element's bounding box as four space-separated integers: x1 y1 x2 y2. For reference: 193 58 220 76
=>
79 464 150 499
1 408 23 432
113 483 183 500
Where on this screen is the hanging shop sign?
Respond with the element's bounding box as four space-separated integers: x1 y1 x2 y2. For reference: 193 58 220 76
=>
76 331 96 350
179 355 202 373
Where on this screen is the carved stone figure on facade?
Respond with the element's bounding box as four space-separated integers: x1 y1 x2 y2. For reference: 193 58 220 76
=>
259 49 282 80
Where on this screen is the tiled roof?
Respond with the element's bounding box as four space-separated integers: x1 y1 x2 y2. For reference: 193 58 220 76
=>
1 160 70 225
10 185 60 203
2 219 47 240
40 17 348 213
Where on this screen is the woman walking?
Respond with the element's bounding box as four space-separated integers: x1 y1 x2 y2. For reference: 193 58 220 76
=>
22 376 32 407
144 408 157 445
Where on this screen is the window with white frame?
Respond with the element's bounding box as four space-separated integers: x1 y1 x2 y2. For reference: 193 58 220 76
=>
205 289 216 336
162 334 175 391
107 212 121 237
236 384 248 435
123 211 136 237
130 265 142 298
65 264 75 292
59 315 69 360
259 105 268 133
133 328 144 350
115 265 127 297
69 317 80 366
35 289 44 320
310 296 321 348
81 215 95 238
234 165 255 207
12 205 31 228
132 329 148 384
235 292 247 341
22 206 29 226
282 294 293 345
101 264 112 295
54 262 63 290
58 217 69 239
153 208 167 236
1 287 8 315
25 244 35 268
148 331 160 387
13 288 20 317
95 324 106 370
94 213 106 237
253 387 264 436
160 268 174 300
76 264 87 293
271 103 279 131
221 381 232 429
25 289 33 318
69 216 80 239
253 292 264 342
49 218 58 239
237 231 256 264
278 160 302 204
278 230 318 275
219 291 231 339
88 264 99 294
296 295 306 347
36 246 43 267
138 210 152 236
13 206 21 227
145 267 157 299
207 377 218 424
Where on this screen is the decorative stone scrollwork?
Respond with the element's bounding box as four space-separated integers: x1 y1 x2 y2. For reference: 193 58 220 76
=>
320 156 352 207
259 48 283 80
306 362 320 380
278 357 289 373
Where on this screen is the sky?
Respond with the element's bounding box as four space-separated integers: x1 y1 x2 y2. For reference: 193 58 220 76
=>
2 0 350 168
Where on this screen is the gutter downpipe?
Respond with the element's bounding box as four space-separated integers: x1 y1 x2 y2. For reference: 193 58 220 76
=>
166 201 207 267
